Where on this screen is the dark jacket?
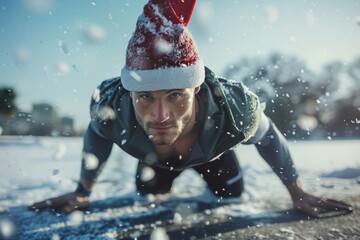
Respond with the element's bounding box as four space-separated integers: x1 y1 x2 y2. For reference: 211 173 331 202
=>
89 67 261 171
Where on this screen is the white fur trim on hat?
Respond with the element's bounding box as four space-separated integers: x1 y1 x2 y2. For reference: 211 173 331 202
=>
121 60 205 91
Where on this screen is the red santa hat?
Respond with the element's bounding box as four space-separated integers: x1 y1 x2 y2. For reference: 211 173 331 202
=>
121 0 205 91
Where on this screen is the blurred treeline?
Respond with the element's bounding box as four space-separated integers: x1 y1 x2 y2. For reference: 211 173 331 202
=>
223 52 360 140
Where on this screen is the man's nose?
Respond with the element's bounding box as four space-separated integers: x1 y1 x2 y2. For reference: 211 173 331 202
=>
152 100 169 123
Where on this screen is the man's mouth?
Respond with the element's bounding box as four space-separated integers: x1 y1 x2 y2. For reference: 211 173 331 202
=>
148 125 173 131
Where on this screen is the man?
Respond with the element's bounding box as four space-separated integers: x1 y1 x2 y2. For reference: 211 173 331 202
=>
29 0 352 217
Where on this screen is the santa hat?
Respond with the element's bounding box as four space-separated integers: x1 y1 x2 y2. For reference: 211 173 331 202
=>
121 0 205 91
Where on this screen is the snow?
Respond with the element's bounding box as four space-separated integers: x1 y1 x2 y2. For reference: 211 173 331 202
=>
0 136 359 239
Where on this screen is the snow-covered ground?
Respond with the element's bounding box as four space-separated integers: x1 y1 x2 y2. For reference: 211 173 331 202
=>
0 136 359 239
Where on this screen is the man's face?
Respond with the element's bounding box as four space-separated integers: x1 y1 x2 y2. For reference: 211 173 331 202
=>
131 87 199 145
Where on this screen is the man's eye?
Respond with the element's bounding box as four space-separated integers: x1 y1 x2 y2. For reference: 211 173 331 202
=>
140 94 152 101
169 93 182 99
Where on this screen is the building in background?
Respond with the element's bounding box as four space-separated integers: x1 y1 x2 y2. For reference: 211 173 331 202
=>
0 103 77 136
31 103 59 136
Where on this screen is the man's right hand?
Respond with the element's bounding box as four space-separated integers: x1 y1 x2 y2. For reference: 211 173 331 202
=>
27 192 89 213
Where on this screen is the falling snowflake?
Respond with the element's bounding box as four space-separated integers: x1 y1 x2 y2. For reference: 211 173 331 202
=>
56 61 70 75
15 47 30 64
53 143 67 160
297 115 318 131
141 166 155 182
68 211 84 227
154 38 173 55
83 24 106 42
265 6 278 23
98 106 116 120
92 88 101 103
82 152 99 170
130 71 142 82
0 219 15 239
150 227 169 240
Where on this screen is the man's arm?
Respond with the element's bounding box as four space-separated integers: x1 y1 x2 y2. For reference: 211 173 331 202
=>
75 123 114 194
244 112 299 184
28 124 113 213
253 117 353 217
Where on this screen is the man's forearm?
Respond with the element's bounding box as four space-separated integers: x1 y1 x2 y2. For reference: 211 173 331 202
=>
255 121 299 185
285 178 306 201
77 124 114 194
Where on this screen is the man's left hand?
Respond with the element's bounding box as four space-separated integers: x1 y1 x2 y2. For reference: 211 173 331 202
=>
286 179 353 218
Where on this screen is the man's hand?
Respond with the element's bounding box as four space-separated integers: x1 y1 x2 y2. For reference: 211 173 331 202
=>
287 179 353 218
28 192 89 213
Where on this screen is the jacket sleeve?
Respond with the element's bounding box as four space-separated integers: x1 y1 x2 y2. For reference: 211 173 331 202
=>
254 119 299 185
77 124 113 193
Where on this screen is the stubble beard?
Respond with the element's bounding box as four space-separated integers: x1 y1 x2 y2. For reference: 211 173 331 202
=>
135 114 191 146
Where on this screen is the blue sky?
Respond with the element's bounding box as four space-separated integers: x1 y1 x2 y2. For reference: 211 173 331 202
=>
1 0 359 130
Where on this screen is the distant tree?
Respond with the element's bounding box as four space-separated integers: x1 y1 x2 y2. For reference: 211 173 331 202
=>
223 52 318 139
0 88 17 117
327 95 359 138
320 57 360 138
223 53 360 139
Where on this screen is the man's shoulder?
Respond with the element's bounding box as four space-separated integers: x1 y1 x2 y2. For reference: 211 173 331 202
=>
88 76 134 143
89 76 130 125
91 76 129 105
203 67 252 99
203 66 261 143
96 76 123 94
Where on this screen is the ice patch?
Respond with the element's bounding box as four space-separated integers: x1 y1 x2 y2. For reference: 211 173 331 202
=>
321 168 360 179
